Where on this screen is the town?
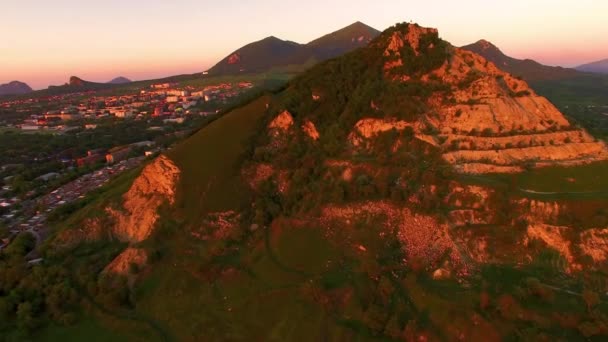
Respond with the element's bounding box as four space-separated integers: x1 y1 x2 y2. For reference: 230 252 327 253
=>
1 81 254 132
0 79 257 251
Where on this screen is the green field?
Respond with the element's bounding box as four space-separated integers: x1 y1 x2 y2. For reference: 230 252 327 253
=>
459 161 608 200
168 95 270 221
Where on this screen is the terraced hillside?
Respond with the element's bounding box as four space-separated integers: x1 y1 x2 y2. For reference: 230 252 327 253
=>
4 22 608 341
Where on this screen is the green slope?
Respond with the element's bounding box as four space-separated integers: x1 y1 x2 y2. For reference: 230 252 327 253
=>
168 95 270 220
8 22 608 341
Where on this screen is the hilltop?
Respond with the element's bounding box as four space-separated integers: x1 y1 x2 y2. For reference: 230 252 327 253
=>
4 22 608 341
208 21 380 75
0 80 32 96
462 40 608 137
307 21 381 59
461 39 580 81
108 76 132 84
577 58 608 74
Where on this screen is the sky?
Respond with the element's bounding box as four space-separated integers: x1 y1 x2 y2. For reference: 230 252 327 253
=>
1 0 607 89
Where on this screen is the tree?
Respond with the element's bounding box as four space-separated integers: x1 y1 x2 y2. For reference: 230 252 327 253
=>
582 289 600 312
0 297 11 321
4 232 36 257
16 301 37 332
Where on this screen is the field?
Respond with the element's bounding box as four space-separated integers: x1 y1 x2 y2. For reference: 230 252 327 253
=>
459 161 608 200
168 94 271 221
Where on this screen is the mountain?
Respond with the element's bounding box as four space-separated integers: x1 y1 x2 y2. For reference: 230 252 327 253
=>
208 36 305 75
6 22 608 340
39 76 117 95
208 21 381 75
462 40 608 136
461 39 581 81
307 21 381 59
577 58 608 74
108 76 132 84
0 80 33 96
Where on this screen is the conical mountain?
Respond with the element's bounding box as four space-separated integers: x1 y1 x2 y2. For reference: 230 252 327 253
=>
39 22 608 340
207 21 381 75
0 80 32 96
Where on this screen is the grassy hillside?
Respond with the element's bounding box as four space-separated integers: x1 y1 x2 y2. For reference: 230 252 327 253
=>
169 95 270 220
6 22 608 341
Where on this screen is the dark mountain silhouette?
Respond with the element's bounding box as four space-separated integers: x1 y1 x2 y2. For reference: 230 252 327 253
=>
576 58 608 74
108 76 132 84
208 21 381 75
0 81 33 96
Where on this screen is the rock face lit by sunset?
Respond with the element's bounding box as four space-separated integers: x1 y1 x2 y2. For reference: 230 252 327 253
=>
1 1 608 341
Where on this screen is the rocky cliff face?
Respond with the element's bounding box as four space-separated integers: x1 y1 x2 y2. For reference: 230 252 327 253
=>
104 247 147 275
109 155 180 243
254 23 608 273
350 24 608 174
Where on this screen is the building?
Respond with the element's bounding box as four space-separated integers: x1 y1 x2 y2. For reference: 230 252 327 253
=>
182 101 198 109
166 96 179 103
130 141 155 148
153 105 163 117
77 154 105 167
167 90 190 97
36 173 60 182
21 124 40 131
164 118 185 124
106 147 132 164
114 110 134 118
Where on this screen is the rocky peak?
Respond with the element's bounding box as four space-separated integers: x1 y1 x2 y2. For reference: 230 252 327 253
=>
353 23 608 174
69 76 85 86
383 23 439 57
475 39 499 51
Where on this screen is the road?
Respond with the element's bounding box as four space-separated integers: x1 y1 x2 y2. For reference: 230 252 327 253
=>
4 156 146 245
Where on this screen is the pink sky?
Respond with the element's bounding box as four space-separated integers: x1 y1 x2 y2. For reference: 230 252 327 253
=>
1 0 607 89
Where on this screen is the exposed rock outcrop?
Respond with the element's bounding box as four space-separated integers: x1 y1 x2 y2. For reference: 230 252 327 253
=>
54 218 110 249
109 155 180 243
526 225 608 271
104 247 147 275
384 25 439 58
351 24 608 173
349 118 415 146
268 110 294 132
580 229 608 263
321 201 466 272
527 224 575 268
302 120 320 140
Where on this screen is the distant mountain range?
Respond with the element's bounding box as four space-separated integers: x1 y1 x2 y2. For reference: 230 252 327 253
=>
0 81 32 96
208 21 380 75
5 24 605 103
576 58 608 74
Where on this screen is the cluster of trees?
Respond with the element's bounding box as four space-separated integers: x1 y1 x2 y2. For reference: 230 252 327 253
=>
0 235 79 336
